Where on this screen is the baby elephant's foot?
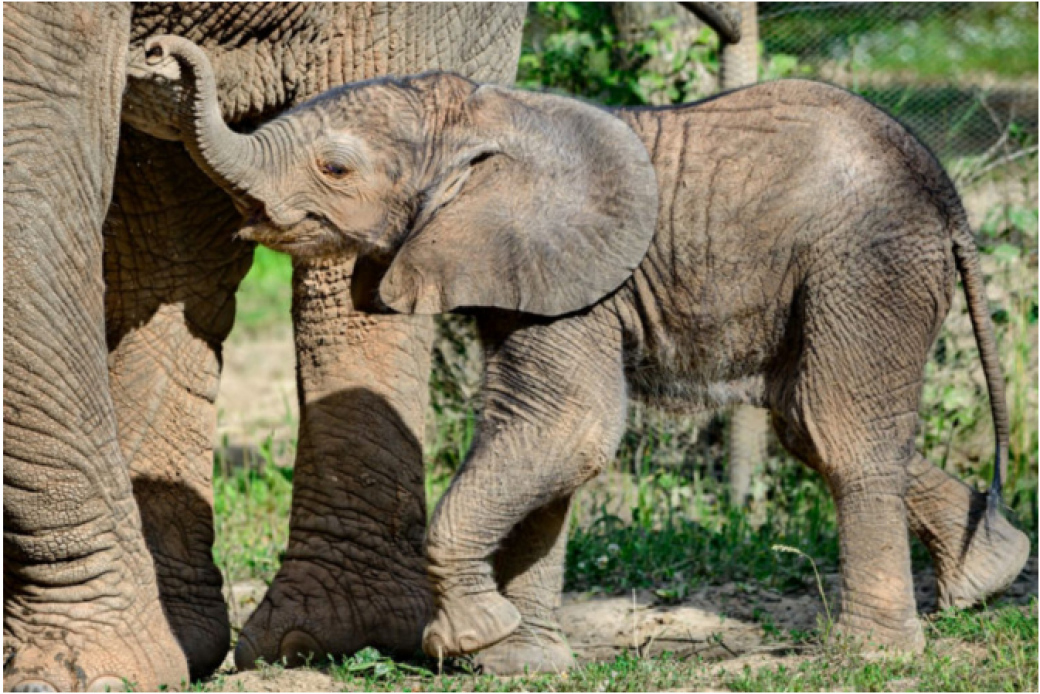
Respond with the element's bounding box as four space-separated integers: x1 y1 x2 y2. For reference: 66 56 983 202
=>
936 514 1030 610
474 622 574 675
422 592 521 657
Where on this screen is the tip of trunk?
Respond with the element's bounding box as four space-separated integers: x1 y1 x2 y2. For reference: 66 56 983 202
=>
142 35 262 201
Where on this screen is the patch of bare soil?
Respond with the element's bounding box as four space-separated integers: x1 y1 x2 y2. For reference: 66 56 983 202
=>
215 327 298 460
211 667 340 692
211 556 1036 691
559 554 1037 664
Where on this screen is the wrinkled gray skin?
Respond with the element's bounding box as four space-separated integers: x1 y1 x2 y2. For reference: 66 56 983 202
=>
3 4 524 691
157 36 1032 672
597 4 768 512
613 2 771 506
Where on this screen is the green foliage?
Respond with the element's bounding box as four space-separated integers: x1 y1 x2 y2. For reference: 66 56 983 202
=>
565 466 840 596
762 2 1038 78
213 434 294 584
518 2 719 107
231 246 293 334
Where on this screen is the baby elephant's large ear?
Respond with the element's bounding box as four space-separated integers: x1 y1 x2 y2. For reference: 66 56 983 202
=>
378 85 658 316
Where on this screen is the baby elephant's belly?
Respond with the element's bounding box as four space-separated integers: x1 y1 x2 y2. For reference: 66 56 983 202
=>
619 272 799 414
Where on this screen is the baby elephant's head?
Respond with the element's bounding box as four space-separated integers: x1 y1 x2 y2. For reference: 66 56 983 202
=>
146 35 658 317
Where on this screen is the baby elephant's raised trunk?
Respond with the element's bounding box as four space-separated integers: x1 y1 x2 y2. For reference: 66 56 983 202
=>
144 35 266 201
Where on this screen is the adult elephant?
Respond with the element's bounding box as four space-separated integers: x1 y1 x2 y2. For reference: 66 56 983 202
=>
3 3 525 691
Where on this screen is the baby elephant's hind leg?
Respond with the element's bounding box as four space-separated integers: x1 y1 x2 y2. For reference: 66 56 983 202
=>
773 232 960 652
422 313 627 660
784 416 924 652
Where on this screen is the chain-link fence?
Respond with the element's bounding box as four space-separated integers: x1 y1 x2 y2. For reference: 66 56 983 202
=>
520 2 1037 165
757 2 1038 161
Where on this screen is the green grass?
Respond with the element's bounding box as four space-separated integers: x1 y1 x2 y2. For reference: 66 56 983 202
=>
728 603 1038 692
193 604 1037 692
213 435 294 585
564 470 841 597
230 246 293 335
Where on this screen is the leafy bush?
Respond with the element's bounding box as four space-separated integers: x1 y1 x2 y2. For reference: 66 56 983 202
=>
518 2 721 107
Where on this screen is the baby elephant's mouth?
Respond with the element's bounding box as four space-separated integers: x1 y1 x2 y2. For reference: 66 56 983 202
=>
245 206 267 227
237 208 355 260
235 205 269 241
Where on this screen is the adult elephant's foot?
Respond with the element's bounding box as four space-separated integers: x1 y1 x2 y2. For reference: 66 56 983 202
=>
422 591 521 657
134 479 230 680
4 595 188 692
905 453 1031 610
235 558 432 669
155 574 230 680
473 621 574 675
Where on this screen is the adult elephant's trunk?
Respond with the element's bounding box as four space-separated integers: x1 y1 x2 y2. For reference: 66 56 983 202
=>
679 2 743 43
144 35 265 200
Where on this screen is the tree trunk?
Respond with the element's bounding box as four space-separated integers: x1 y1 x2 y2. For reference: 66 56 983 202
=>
717 3 767 506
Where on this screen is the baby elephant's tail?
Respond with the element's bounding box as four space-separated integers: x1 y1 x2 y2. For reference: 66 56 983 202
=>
950 211 1010 511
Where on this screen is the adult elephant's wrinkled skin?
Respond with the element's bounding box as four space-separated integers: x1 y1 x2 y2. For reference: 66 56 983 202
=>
3 4 524 690
151 42 1031 670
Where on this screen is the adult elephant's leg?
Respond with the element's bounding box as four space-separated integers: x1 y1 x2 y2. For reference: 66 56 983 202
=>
236 257 436 668
235 2 527 669
905 453 1029 609
474 497 576 675
3 4 188 691
104 130 253 679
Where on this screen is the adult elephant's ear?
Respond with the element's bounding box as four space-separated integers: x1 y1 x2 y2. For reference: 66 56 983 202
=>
377 84 658 316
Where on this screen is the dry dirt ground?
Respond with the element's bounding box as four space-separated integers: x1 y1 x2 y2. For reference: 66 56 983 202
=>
211 559 1037 691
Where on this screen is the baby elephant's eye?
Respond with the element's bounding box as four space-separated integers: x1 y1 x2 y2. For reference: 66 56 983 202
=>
319 160 352 180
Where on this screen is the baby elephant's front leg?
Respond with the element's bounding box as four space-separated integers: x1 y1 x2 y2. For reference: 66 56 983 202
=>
422 311 627 659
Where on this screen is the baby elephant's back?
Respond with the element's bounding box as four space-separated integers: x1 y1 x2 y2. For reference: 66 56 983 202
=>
614 80 960 388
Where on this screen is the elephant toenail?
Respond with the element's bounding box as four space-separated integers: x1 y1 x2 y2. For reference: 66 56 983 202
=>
11 681 57 693
87 676 127 692
458 632 480 653
280 630 322 667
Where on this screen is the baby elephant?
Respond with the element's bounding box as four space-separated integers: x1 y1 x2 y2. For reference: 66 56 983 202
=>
148 36 1029 673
